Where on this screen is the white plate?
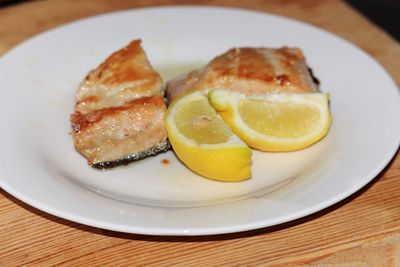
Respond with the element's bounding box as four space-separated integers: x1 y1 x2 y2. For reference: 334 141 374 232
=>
1 6 399 236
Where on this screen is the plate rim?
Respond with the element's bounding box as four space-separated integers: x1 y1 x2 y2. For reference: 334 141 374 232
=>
1 5 399 236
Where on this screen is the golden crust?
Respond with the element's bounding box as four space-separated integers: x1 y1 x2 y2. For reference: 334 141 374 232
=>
85 40 157 85
71 40 168 166
76 40 164 114
166 47 318 101
71 96 167 165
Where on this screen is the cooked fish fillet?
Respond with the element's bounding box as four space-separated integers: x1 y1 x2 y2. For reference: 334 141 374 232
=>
71 40 169 168
166 47 319 101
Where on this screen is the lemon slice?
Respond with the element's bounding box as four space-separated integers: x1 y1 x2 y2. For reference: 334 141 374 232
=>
209 90 331 151
165 91 252 182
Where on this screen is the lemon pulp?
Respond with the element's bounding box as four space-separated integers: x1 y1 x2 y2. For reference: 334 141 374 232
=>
174 98 230 144
239 99 320 138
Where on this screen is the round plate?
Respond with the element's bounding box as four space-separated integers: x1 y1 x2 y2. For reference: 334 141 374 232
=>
1 6 399 235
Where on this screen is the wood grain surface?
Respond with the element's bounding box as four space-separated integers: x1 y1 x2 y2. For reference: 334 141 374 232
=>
1 0 399 266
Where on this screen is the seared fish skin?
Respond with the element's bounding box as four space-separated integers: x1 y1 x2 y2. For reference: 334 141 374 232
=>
71 40 169 168
167 47 319 102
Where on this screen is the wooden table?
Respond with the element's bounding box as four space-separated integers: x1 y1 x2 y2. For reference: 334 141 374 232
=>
1 0 399 265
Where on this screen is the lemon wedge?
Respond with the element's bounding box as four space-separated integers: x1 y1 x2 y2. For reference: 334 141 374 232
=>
165 91 252 182
209 90 331 151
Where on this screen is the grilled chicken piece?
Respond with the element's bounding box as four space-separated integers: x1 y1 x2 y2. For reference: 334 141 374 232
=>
71 40 169 168
166 47 319 102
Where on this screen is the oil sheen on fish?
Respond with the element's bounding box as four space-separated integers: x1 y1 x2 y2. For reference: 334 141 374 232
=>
71 40 169 169
166 47 319 102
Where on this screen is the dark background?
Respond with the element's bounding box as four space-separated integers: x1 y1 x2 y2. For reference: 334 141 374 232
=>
1 0 399 41
346 0 399 41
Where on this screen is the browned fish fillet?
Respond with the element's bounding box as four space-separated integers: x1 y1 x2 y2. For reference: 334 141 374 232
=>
166 47 319 101
71 40 169 168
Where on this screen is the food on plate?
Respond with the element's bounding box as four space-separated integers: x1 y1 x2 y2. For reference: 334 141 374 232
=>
166 47 319 102
71 40 169 169
165 91 252 182
166 46 331 153
209 90 331 151
70 41 331 179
